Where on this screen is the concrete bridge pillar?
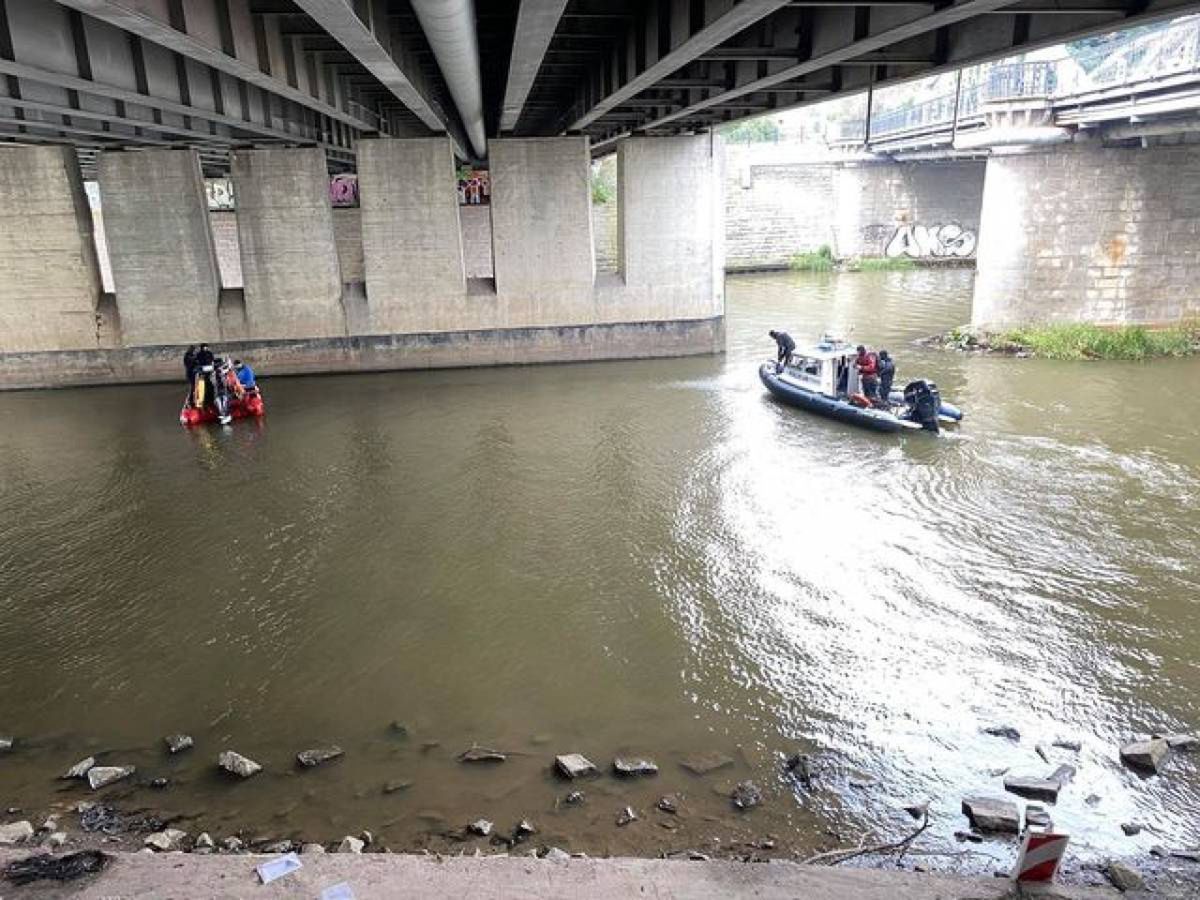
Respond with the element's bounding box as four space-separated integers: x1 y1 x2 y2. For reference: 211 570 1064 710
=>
973 141 1200 327
232 148 346 340
97 149 221 346
0 147 103 352
617 134 724 321
357 137 465 334
489 137 595 309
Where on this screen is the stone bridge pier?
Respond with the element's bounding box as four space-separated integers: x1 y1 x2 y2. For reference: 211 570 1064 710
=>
0 135 724 389
972 138 1200 328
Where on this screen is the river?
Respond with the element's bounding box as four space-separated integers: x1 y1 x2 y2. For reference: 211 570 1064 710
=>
0 269 1197 868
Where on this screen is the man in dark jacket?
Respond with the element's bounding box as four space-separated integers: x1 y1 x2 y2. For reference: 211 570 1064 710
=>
769 330 796 373
877 349 896 404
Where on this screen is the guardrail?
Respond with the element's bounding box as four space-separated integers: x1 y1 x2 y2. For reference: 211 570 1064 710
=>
832 14 1200 145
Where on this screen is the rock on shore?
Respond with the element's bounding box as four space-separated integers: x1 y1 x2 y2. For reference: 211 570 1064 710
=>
218 751 262 778
0 821 34 845
144 829 188 852
555 754 597 779
1003 776 1061 803
63 756 96 779
164 734 194 754
961 797 1020 833
1120 738 1169 773
613 757 658 776
87 766 136 790
679 752 734 776
296 746 344 768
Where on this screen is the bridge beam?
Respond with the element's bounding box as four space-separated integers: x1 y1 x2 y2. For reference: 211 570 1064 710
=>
501 0 570 133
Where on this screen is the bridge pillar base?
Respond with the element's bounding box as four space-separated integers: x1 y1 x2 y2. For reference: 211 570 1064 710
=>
97 148 221 347
973 142 1200 327
0 146 103 352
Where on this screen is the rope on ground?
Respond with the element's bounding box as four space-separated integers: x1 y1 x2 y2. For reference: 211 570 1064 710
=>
800 812 930 866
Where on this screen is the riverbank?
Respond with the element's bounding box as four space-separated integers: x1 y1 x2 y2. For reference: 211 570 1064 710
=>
922 323 1200 360
0 849 1160 898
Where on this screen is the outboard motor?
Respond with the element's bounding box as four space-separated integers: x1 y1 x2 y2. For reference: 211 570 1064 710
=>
903 380 941 433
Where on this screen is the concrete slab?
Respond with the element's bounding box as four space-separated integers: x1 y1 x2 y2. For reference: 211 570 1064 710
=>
0 850 1127 899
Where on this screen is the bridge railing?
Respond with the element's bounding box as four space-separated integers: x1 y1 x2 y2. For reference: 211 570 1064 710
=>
831 13 1200 145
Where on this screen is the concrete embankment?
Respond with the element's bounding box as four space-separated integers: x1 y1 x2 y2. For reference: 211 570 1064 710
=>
0 851 1134 899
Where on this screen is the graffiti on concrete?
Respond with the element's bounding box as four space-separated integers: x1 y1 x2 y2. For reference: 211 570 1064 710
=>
885 223 977 259
330 174 358 207
206 178 235 210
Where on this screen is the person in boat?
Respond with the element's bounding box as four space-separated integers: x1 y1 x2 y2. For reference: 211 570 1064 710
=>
877 350 896 404
183 345 198 406
193 343 216 409
769 330 796 373
855 345 880 400
234 360 257 393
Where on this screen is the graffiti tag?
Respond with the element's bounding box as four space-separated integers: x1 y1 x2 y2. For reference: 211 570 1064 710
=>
206 178 235 210
330 174 359 207
885 223 976 259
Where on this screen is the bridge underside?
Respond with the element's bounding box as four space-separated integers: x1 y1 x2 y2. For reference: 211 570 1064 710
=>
1 0 1198 173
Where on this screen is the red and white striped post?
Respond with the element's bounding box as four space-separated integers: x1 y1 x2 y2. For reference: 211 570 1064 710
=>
1013 831 1070 884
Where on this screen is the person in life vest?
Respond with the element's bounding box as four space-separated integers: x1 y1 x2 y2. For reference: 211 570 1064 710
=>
234 360 257 394
769 330 796 373
855 345 879 400
183 346 198 406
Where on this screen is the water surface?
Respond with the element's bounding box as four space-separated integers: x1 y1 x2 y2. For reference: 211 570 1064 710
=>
1 269 1197 865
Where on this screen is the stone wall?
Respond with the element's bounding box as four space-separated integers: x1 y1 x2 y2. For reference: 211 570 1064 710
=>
974 141 1200 327
833 160 985 261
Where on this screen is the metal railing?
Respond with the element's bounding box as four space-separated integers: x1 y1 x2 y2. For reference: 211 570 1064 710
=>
832 14 1200 144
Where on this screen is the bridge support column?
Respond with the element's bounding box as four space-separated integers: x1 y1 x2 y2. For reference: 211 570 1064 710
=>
97 149 221 346
489 137 594 310
973 142 1200 327
617 134 724 321
0 147 102 352
232 148 346 339
357 137 465 333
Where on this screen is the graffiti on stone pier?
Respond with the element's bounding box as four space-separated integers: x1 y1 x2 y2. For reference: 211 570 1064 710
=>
330 174 358 207
207 178 235 211
884 223 977 259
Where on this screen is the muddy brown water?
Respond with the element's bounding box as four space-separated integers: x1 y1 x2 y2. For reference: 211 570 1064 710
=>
0 269 1197 869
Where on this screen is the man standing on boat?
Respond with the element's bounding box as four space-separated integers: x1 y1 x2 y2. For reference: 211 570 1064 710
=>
855 345 880 400
769 330 796 373
877 350 896 405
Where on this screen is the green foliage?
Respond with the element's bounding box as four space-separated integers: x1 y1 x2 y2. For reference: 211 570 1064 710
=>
590 168 615 205
998 322 1199 360
721 117 781 144
789 245 834 272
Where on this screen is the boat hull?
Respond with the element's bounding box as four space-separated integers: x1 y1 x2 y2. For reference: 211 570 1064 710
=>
180 392 264 426
760 364 910 433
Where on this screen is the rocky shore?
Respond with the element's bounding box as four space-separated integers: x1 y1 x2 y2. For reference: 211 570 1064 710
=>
1 725 1198 894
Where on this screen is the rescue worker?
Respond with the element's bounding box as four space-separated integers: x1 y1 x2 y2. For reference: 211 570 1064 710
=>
855 345 879 400
234 360 257 392
877 350 896 404
769 330 796 373
183 345 198 406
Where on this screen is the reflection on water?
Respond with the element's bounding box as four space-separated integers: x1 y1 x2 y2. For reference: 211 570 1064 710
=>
0 268 1197 865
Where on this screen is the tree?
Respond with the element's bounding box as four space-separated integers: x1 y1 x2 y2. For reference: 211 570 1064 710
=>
721 117 781 144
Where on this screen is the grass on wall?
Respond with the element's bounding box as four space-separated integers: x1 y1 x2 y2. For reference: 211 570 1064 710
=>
846 257 917 272
789 245 835 272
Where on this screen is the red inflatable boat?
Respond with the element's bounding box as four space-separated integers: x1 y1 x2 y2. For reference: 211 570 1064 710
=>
180 391 265 426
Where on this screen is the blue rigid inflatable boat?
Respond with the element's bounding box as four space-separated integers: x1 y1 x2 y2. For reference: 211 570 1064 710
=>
759 336 963 433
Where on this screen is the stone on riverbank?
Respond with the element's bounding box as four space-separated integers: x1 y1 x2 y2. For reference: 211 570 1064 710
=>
613 757 658 776
468 819 493 837
1047 764 1076 785
218 751 262 778
0 737 12 752
164 734 194 754
1003 776 1061 803
785 753 814 787
63 756 96 779
221 836 245 852
296 746 344 768
555 754 597 779
679 752 734 776
336 836 364 854
903 801 930 820
1106 861 1146 892
543 847 571 861
195 833 215 852
88 766 135 790
383 779 413 795
144 828 188 852
1026 805 1052 829
731 781 762 810
616 807 638 827
1121 823 1143 836
43 831 67 849
1164 733 1198 751
564 791 585 805
0 821 34 844
458 746 506 763
300 843 325 854
981 725 1021 742
1120 738 1169 773
657 795 680 814
961 797 1020 833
